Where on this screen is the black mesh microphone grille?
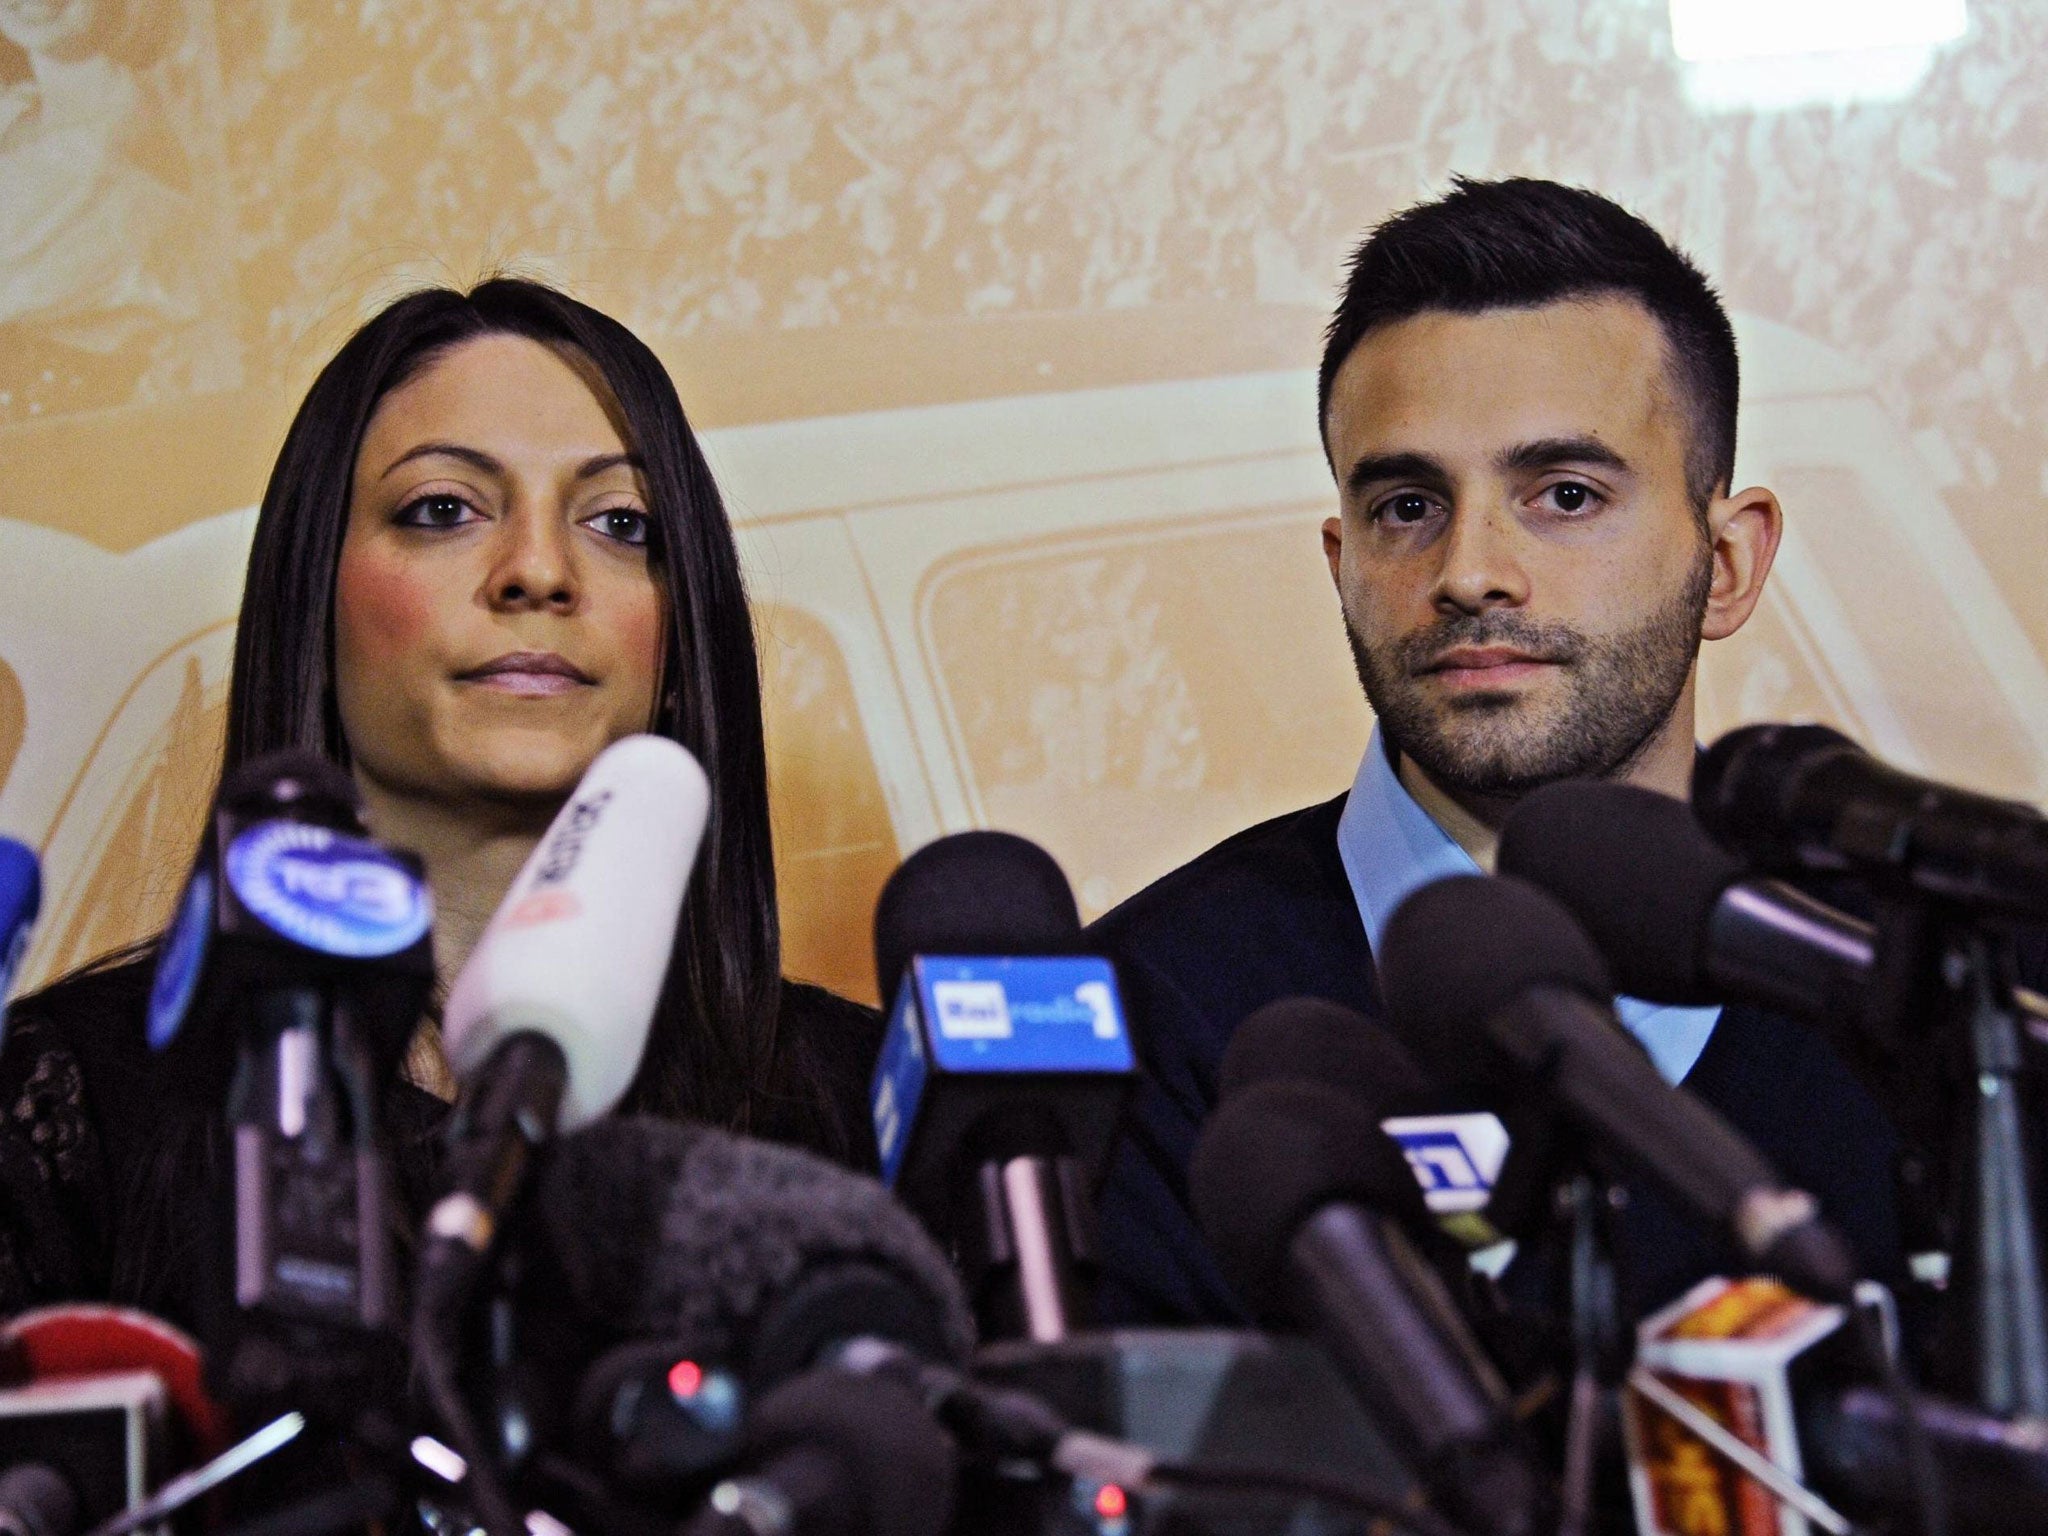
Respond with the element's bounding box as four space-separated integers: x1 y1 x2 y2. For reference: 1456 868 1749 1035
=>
1498 780 1742 1005
1188 1077 1429 1320
871 831 1080 998
1378 874 1611 1085
1219 996 1433 1112
1692 723 1860 858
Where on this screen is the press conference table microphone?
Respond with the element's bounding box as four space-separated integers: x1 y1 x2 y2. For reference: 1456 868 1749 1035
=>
416 734 708 1536
869 831 1134 1343
1696 721 2048 918
1190 1066 1550 1536
1380 874 1860 1305
142 750 434 1418
1498 779 1874 1026
425 732 708 1301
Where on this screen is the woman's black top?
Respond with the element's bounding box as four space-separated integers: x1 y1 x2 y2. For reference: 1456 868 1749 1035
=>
0 955 884 1330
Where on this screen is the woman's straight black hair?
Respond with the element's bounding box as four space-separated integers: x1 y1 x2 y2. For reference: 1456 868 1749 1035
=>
227 277 783 1127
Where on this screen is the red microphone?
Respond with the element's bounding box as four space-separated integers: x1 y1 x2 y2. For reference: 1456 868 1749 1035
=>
0 1306 232 1536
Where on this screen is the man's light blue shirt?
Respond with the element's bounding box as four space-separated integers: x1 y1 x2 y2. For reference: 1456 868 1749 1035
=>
1336 727 1720 1084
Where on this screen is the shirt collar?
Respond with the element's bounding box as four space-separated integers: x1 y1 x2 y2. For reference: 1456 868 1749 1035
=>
1336 726 1720 1084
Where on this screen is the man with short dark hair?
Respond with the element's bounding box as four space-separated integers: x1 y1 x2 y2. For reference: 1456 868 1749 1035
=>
1089 177 1903 1324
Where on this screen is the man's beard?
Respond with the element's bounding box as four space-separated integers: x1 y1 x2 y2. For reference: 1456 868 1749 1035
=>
1345 550 1713 800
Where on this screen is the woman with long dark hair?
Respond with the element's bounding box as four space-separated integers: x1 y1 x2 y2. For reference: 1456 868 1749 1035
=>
0 278 880 1327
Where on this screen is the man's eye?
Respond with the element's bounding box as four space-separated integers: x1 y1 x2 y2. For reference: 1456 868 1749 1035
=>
1377 493 1435 525
395 494 475 528
586 508 652 547
1543 482 1598 514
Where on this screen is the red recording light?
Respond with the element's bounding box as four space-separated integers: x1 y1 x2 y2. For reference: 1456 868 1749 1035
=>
1093 1484 1128 1521
667 1359 705 1399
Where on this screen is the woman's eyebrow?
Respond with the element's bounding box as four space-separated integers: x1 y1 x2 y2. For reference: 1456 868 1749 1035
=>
378 441 502 481
575 452 644 480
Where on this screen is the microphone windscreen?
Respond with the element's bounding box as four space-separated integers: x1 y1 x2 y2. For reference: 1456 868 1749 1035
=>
1692 723 1858 853
1218 996 1433 1111
444 734 708 1130
1498 781 1742 1005
532 1116 975 1381
871 831 1079 1000
1188 1078 1428 1319
1379 874 1611 1083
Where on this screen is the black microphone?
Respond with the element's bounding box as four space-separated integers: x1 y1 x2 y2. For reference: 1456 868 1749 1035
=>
680 1367 956 1536
1380 875 1860 1304
144 750 432 1410
530 1116 977 1390
869 832 1134 1342
1189 1075 1551 1536
1498 779 1874 1022
1220 995 1437 1106
1696 722 2048 919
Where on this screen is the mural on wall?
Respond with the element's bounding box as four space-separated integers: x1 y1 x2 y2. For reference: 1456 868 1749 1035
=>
3 0 2045 1001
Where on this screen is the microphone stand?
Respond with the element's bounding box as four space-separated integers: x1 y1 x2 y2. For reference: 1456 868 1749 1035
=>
966 1153 1097 1342
1556 1168 1631 1536
1479 1075 1635 1536
1866 899 2048 1416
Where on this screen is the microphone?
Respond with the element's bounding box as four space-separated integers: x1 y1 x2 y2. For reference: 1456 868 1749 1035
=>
529 1116 975 1387
143 751 433 1403
1219 995 1434 1104
0 1305 240 1536
414 736 707 1536
425 733 709 1303
531 1119 974 1536
869 832 1135 1342
1219 996 1515 1242
1696 722 2048 919
1625 1274 2047 1535
1498 779 1874 1022
0 839 39 1037
680 1367 956 1536
531 1118 1441 1535
1379 875 1860 1304
1189 1075 1551 1536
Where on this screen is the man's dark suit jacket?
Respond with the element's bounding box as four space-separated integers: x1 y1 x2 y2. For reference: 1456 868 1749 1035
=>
1086 794 1908 1326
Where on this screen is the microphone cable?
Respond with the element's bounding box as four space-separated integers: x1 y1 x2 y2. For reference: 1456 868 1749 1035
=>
1853 1305 1949 1536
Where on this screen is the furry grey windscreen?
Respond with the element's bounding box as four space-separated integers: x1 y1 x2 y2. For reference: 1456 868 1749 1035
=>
533 1115 976 1363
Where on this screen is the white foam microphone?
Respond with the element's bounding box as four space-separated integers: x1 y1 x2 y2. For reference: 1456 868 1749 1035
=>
442 733 710 1132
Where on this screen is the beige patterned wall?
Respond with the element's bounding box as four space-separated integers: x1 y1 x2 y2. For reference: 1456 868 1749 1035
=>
4 0 2046 1002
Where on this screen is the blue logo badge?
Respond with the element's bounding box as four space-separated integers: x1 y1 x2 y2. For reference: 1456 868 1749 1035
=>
913 956 1134 1075
147 870 214 1049
224 822 431 959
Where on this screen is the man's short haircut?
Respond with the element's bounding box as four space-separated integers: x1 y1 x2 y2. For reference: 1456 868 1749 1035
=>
1318 177 1739 510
